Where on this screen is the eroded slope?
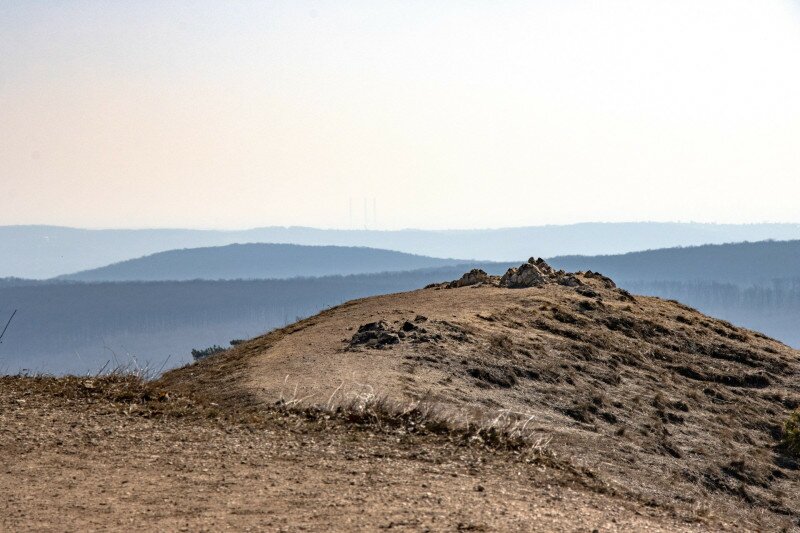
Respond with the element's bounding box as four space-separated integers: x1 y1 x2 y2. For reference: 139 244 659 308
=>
163 263 800 528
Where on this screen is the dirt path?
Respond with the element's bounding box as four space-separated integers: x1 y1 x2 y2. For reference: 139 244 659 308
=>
0 377 713 532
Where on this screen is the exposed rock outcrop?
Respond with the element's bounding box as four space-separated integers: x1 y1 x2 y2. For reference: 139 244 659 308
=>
583 270 616 289
349 321 399 348
348 318 443 349
440 258 615 291
448 269 493 288
499 258 551 288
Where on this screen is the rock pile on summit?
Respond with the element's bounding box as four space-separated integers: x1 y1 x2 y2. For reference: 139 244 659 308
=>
499 257 588 288
440 258 588 289
447 269 492 288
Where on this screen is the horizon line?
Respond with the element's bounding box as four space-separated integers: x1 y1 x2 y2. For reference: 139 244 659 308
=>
4 220 800 233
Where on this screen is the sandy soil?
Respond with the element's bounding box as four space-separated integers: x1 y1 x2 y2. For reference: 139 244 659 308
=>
0 377 707 532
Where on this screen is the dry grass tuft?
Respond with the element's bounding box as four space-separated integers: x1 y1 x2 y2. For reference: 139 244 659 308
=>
0 373 214 421
1 373 556 459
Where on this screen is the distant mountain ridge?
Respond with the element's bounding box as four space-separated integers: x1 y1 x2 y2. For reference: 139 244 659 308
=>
57 243 482 282
548 239 800 286
59 237 800 285
0 264 513 374
4 239 800 376
5 222 800 278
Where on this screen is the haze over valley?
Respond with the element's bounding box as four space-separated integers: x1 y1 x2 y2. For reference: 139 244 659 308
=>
2 238 799 376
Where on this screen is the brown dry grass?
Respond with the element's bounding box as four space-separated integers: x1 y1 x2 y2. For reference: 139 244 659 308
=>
2 374 711 532
161 272 800 530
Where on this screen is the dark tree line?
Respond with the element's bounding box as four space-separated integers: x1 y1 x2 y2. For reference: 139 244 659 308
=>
550 239 800 286
1 264 797 376
0 265 508 374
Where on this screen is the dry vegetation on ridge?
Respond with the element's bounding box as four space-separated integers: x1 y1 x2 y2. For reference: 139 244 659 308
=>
163 264 800 530
3 262 800 531
2 373 711 532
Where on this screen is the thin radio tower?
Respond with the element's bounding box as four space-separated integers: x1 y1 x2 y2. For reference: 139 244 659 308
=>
373 198 377 228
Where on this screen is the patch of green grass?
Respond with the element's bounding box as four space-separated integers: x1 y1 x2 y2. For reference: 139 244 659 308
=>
783 410 800 456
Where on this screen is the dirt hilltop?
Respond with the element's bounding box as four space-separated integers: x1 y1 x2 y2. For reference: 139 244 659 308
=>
163 259 800 529
3 259 800 531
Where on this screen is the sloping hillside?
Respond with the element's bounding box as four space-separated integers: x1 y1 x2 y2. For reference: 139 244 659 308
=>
163 260 800 529
548 240 800 348
58 243 478 282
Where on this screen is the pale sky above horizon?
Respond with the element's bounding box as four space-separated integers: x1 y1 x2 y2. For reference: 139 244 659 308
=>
2 1 800 230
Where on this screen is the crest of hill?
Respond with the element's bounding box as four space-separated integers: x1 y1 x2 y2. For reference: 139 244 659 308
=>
162 258 800 528
57 243 481 282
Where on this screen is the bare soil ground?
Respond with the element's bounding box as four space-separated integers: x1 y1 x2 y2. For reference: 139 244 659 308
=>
2 376 703 532
3 269 799 531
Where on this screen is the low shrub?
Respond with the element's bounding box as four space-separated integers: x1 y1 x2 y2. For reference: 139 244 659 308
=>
191 345 227 361
783 410 800 456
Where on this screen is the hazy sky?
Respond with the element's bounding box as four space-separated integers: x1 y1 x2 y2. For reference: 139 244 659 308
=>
2 1 800 230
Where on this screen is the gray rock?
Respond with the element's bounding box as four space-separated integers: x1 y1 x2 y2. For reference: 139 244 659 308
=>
448 269 492 288
499 263 548 288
